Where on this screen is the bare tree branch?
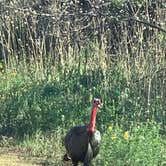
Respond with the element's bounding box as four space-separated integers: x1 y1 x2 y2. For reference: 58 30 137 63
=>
122 17 166 33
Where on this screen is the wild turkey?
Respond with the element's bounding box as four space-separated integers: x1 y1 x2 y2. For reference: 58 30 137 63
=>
64 98 102 166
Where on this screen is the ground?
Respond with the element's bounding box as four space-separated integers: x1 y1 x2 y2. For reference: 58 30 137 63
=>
0 147 73 166
0 147 44 166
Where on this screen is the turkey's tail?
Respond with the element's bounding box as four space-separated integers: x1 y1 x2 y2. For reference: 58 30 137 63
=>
63 153 71 161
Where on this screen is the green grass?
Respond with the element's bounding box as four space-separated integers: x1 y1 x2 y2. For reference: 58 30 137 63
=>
0 52 165 165
97 123 166 166
16 123 166 165
1 122 163 165
0 1 165 164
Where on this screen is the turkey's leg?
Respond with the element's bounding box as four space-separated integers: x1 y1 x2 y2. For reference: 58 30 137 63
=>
83 161 91 166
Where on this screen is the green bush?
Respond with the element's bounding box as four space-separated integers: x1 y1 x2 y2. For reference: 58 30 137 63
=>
96 123 165 166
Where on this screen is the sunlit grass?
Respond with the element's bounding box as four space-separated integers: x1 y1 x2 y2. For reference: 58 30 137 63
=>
0 154 40 166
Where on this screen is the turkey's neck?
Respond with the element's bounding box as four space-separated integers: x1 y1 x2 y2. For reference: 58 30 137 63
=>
87 106 98 133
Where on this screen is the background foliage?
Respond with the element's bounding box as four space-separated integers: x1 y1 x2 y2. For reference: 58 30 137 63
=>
0 0 165 165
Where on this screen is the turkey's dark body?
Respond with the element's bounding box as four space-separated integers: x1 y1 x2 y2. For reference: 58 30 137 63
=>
64 125 101 166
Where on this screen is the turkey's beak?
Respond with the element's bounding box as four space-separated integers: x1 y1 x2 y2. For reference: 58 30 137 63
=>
98 102 103 108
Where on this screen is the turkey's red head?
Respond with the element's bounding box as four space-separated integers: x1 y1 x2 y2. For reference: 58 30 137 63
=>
87 98 102 132
92 98 102 108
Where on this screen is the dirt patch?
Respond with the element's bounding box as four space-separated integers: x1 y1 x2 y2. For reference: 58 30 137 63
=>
0 154 39 166
0 147 44 166
0 147 72 166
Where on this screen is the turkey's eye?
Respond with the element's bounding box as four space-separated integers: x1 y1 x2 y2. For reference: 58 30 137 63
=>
93 98 101 105
94 100 99 105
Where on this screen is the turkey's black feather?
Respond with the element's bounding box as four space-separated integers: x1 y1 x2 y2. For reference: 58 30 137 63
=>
64 125 101 165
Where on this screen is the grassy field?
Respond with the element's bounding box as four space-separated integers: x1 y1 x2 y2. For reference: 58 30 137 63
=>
0 0 166 165
0 50 165 165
